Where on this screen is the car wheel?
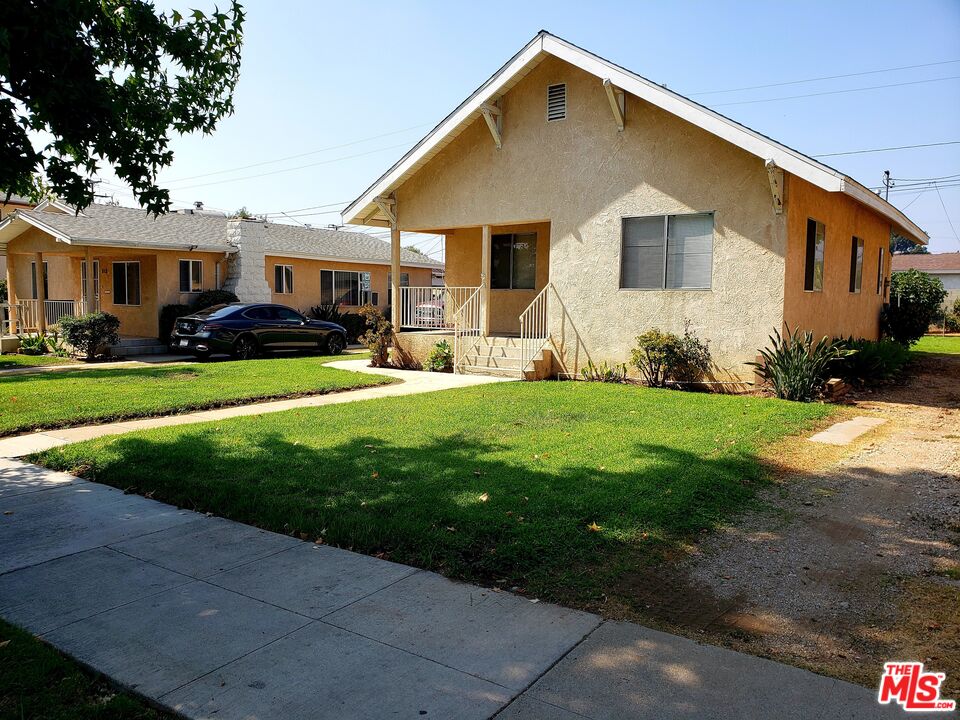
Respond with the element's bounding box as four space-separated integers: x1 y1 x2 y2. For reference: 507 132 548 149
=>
232 335 259 360
325 333 346 356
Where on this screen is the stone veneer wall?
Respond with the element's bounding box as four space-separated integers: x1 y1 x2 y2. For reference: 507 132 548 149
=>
223 218 272 303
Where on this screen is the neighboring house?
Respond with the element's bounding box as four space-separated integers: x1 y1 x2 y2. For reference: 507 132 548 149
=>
891 252 960 309
343 31 927 379
0 195 36 280
0 200 439 338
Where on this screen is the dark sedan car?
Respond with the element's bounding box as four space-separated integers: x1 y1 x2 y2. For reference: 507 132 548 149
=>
170 303 347 359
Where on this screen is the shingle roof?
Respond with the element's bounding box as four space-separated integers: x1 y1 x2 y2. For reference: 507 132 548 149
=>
8 203 441 267
891 252 960 273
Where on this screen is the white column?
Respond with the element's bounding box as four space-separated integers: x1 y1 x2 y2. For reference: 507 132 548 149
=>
5 257 16 333
480 224 491 336
391 219 401 325
84 246 94 313
35 251 46 334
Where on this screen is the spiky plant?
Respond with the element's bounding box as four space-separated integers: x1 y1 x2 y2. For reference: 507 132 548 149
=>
749 327 850 402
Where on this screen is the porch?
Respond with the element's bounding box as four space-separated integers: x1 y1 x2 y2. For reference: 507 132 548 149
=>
393 221 554 378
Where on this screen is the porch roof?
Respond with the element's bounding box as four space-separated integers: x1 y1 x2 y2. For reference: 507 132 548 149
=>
342 31 928 245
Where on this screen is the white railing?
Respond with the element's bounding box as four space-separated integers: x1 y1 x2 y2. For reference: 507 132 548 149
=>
44 300 79 327
0 298 98 334
16 300 40 332
397 286 479 330
519 282 554 375
453 286 483 374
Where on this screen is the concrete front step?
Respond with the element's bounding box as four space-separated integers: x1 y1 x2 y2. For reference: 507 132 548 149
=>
464 355 523 370
459 364 521 379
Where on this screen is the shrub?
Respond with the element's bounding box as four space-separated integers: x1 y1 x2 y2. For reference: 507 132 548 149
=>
46 329 70 357
16 333 48 355
308 305 365 343
424 340 454 372
358 304 392 367
580 359 627 383
309 304 346 324
159 304 192 342
945 312 960 333
58 312 121 360
749 327 851 402
881 269 947 346
629 324 712 388
191 289 238 312
834 337 911 385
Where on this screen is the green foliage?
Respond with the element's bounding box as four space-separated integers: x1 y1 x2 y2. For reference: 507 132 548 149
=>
890 233 929 254
0 0 245 213
881 270 948 346
191 289 238 312
159 303 191 342
308 305 365 342
309 304 347 324
15 333 48 355
358 304 393 367
749 327 851 402
230 206 254 219
45 329 70 357
58 312 121 360
580 359 628 383
834 337 911 385
0 278 6 303
630 324 712 388
424 340 454 372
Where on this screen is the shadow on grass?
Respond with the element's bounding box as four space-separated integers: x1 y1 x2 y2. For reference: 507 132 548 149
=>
39 428 764 598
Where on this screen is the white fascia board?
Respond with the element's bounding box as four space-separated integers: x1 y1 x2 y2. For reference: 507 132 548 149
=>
840 180 929 243
266 249 442 269
342 35 547 224
8 212 73 243
70 237 238 253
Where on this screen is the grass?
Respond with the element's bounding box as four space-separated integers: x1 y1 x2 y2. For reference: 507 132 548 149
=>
912 335 960 355
0 353 77 370
35 381 834 607
0 355 388 437
0 619 170 719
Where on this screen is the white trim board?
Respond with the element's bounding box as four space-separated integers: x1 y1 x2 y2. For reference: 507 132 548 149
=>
343 31 928 244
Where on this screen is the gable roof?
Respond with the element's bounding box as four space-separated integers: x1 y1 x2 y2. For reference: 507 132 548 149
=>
891 252 960 274
343 31 928 244
0 202 442 268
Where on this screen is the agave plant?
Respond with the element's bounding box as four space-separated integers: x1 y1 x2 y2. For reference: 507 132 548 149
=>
749 327 851 402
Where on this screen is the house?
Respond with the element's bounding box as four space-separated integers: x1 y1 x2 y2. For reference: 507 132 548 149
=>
343 31 928 379
0 200 440 341
0 195 35 280
891 252 960 310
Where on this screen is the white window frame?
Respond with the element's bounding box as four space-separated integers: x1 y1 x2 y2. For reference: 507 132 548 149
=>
112 261 141 306
81 260 100 301
274 264 294 294
804 218 826 293
215 262 221 290
179 259 203 293
320 269 372 306
618 212 714 291
849 237 864 294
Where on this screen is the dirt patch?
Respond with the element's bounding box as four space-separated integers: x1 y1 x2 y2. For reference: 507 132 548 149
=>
597 353 960 692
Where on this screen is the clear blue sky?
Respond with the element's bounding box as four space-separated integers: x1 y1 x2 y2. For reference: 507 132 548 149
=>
98 0 960 257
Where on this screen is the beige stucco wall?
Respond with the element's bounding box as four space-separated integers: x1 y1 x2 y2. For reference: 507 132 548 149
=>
394 55 787 377
783 176 891 340
263 255 432 314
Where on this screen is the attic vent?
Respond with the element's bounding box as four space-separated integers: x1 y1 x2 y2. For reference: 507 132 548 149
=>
547 83 566 121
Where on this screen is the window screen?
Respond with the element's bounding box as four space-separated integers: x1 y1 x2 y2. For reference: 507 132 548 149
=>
491 233 537 289
621 213 713 290
112 261 140 305
179 259 202 293
274 265 293 294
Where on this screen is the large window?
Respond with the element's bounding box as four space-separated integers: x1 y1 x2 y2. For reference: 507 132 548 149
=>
30 261 49 299
620 213 713 290
179 259 203 293
804 219 825 292
491 232 537 290
112 261 141 305
320 270 371 306
849 237 864 293
274 264 294 294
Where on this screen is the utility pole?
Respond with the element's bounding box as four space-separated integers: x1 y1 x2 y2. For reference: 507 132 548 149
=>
883 170 893 201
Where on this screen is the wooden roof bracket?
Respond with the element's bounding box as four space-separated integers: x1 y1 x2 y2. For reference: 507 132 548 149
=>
603 79 625 132
373 195 397 226
480 100 502 150
765 159 785 215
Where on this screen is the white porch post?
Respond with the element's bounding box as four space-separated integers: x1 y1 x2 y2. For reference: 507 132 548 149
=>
390 215 401 326
84 246 95 313
480 224 492 336
35 251 47 334
5 257 16 333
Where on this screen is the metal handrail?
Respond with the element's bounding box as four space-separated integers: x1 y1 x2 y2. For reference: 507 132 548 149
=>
398 286 478 330
519 282 553 375
453 286 483 374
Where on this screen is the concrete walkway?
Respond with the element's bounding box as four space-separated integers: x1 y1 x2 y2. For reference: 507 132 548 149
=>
0 460 921 719
0 359 511 458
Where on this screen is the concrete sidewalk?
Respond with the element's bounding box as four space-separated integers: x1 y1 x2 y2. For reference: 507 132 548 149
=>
0 359 511 458
0 459 927 719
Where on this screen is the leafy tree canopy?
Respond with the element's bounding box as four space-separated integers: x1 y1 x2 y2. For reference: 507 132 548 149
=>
890 233 929 254
0 0 245 214
881 269 947 346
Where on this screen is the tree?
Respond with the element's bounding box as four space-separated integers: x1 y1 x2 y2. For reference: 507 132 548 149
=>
402 246 432 261
890 233 929 254
881 269 947 346
230 206 254 219
0 1 245 214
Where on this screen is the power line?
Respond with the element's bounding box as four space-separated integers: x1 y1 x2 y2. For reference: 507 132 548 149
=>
710 75 960 107
934 183 960 245
812 140 960 158
690 58 960 96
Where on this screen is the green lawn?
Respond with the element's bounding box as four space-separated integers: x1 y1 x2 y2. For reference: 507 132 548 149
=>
0 356 388 437
0 619 170 719
912 335 960 355
0 353 77 370
35 381 834 607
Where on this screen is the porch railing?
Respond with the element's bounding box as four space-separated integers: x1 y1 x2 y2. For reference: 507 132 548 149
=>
519 282 554 375
453 286 483 374
397 286 478 330
0 298 98 334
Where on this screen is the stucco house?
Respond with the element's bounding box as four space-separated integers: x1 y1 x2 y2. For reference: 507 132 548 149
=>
0 200 439 342
891 252 960 310
343 31 928 380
